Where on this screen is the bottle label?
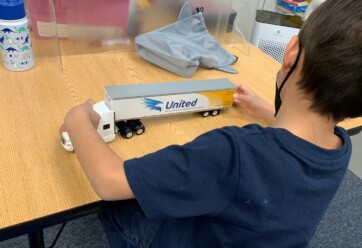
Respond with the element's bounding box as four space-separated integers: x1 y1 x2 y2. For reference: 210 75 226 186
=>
0 22 35 71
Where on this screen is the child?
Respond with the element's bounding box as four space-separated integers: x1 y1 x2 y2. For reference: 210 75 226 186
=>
59 0 362 247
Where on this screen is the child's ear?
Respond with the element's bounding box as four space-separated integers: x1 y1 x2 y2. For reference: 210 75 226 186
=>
281 36 301 72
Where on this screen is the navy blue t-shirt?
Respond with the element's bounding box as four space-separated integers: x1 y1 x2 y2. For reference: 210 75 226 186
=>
124 124 351 248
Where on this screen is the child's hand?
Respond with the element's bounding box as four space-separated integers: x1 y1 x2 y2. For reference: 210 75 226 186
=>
59 99 100 134
233 85 274 124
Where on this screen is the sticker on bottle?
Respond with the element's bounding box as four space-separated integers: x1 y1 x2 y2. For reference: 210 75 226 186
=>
0 23 34 71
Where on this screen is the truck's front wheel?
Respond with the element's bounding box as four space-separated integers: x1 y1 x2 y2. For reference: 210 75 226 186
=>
116 121 133 139
124 131 133 139
128 120 145 135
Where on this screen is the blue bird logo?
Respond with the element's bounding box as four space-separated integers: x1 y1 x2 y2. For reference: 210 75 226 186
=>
143 98 163 112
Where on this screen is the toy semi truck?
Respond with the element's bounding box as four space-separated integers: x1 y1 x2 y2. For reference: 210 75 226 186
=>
61 78 236 151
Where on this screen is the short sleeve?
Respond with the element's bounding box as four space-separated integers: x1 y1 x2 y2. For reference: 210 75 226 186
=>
124 127 240 220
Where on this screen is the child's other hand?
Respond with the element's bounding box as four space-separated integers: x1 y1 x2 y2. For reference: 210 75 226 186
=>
233 85 274 124
59 99 100 134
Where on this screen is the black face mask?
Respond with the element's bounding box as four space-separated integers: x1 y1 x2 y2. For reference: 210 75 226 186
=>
274 43 303 117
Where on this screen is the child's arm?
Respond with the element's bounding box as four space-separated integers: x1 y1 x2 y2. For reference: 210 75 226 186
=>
233 84 275 125
59 100 134 201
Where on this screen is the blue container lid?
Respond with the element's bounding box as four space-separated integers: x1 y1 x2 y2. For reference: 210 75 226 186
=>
0 0 26 21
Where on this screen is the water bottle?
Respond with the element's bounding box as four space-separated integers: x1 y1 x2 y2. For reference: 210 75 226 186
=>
0 0 34 71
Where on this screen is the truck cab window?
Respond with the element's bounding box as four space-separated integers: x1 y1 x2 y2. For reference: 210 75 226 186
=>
103 124 110 130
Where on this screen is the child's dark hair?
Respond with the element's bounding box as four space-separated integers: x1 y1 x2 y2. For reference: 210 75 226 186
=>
297 0 362 121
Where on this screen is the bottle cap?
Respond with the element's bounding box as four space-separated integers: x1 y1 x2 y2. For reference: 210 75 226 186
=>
0 0 26 21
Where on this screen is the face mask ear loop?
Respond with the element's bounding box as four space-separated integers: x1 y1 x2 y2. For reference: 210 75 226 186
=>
278 42 302 93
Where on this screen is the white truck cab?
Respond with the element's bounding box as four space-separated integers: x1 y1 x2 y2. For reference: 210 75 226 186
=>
61 101 116 152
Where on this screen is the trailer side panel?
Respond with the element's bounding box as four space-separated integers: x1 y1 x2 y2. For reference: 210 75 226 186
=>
105 78 236 121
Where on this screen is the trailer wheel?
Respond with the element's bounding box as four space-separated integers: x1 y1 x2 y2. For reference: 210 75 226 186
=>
134 125 145 135
201 111 210 118
211 110 220 116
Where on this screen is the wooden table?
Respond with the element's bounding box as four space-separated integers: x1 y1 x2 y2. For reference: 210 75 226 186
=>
1 38 361 244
